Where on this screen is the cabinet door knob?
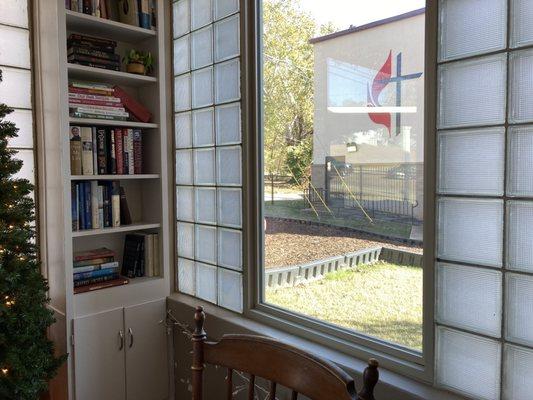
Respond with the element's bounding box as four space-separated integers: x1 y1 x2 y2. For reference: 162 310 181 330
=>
128 327 134 348
118 330 124 350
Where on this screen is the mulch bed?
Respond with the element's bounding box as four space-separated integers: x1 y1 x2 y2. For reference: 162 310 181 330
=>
265 218 422 268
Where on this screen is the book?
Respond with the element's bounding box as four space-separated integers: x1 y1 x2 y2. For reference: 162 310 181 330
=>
96 128 107 174
70 126 82 175
106 0 119 21
92 127 98 175
97 185 104 228
80 127 94 175
72 264 98 274
69 92 121 103
68 34 116 50
126 128 134 174
150 0 156 30
71 184 79 231
153 233 159 276
114 128 124 174
141 233 154 277
78 183 85 229
74 261 117 274
74 247 115 262
138 0 151 29
111 181 121 227
74 256 114 268
70 111 128 121
74 277 129 294
70 0 78 11
74 273 119 287
68 59 121 71
71 107 129 117
83 0 91 14
102 183 112 227
123 128 130 173
68 46 120 61
118 0 139 26
108 129 117 174
133 129 142 174
119 186 132 225
90 181 99 229
100 0 107 18
122 234 144 277
69 98 123 108
113 86 152 122
74 265 120 281
68 53 121 66
83 182 92 229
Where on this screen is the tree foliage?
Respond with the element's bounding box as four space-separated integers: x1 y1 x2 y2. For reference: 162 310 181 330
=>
0 70 64 399
263 0 329 183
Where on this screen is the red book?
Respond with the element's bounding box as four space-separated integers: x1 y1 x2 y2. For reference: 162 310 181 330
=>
74 277 129 294
133 129 142 174
113 86 152 123
73 247 115 262
114 128 124 174
69 98 124 108
69 86 113 96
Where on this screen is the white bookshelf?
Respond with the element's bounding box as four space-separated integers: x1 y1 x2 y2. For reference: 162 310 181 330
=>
36 2 172 397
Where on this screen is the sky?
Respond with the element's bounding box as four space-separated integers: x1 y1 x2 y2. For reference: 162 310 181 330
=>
302 0 425 30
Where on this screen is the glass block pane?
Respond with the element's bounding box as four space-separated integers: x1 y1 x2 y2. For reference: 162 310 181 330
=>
511 0 533 48
214 0 238 20
192 107 215 147
191 26 213 70
436 326 501 400
175 112 192 149
218 268 243 312
176 186 194 222
216 146 241 186
508 125 533 196
13 149 34 183
193 148 216 185
438 54 506 129
178 257 195 295
438 0 507 61
214 15 240 62
437 263 502 337
509 49 533 123
0 0 28 28
218 228 242 270
173 35 190 76
217 188 242 228
175 149 193 185
0 67 31 109
506 273 533 347
192 67 213 109
215 59 240 104
177 222 195 259
191 0 213 30
507 201 533 272
503 344 533 400
438 127 505 195
195 187 216 225
216 103 241 145
174 74 191 112
6 109 33 149
195 225 217 264
173 0 190 38
0 25 30 69
437 197 503 267
196 262 217 303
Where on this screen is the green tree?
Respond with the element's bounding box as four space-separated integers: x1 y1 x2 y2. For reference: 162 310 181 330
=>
0 71 64 399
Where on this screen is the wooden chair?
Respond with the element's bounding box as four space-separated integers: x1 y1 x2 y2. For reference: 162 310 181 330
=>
191 306 379 400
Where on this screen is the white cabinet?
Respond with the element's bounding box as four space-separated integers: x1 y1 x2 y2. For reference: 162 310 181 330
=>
73 299 169 400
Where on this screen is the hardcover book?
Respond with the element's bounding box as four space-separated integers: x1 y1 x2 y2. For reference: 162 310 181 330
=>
118 0 140 27
80 127 94 175
69 126 82 175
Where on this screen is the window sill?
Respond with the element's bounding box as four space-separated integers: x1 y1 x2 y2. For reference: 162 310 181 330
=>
167 294 464 400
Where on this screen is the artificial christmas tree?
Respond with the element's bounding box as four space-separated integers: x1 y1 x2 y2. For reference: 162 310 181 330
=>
0 71 64 399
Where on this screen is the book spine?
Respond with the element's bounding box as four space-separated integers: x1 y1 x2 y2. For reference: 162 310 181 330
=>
68 47 120 61
80 127 94 175
69 126 82 175
71 184 79 231
73 278 129 294
113 86 152 123
109 129 117 174
68 34 116 48
145 234 154 277
74 273 119 287
70 103 125 112
72 264 98 273
122 129 129 174
132 129 142 174
74 256 114 267
96 128 107 174
150 0 156 30
71 107 129 117
68 60 121 71
73 248 115 261
69 92 121 103
74 266 120 281
92 127 98 176
138 238 145 277
69 99 123 108
78 182 85 229
119 186 132 225
102 184 111 227
90 181 99 228
114 128 124 174
139 0 151 29
127 129 134 174
65 0 71 10
97 185 104 228
70 111 128 121
83 182 92 229
153 233 159 276
100 0 107 18
70 0 78 11
118 0 139 26
111 181 121 227
83 0 92 14
69 86 114 96
78 0 83 13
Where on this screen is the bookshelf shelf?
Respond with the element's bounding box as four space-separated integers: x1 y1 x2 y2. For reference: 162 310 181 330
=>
67 63 157 86
65 10 156 42
70 174 160 180
72 222 161 238
69 117 158 128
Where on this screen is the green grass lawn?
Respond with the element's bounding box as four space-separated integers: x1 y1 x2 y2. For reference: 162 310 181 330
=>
266 261 423 350
264 200 412 239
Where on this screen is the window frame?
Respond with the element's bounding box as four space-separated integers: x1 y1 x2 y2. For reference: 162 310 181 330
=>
241 0 439 382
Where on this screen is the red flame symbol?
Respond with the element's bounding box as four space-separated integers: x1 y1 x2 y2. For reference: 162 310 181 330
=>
367 51 392 136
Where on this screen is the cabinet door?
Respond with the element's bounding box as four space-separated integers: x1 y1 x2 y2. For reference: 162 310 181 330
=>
124 299 169 400
73 308 126 400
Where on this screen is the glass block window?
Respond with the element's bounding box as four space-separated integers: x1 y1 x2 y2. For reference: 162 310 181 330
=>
437 1 533 398
0 0 35 186
172 0 243 313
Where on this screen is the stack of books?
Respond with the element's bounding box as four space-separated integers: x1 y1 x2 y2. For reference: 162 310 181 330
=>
68 34 120 71
73 248 129 294
69 125 144 176
69 81 153 123
122 233 160 278
66 0 156 30
71 181 132 231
